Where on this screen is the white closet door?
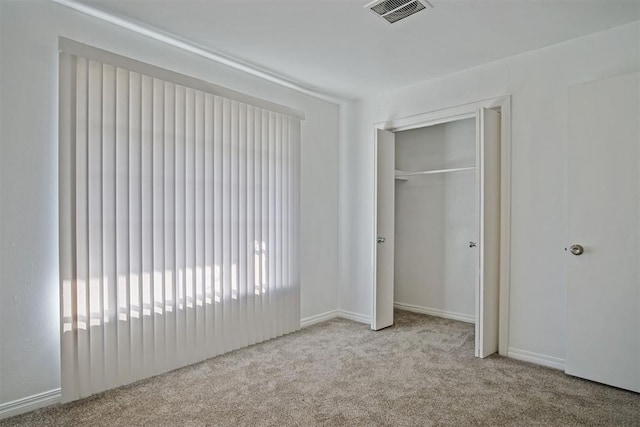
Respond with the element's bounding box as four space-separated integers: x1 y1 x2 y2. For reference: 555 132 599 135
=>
373 129 395 330
566 73 639 392
476 108 501 358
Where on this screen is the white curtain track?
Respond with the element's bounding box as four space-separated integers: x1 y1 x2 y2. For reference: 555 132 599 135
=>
59 45 301 402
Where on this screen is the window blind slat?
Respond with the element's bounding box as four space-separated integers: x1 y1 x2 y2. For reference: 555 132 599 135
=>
115 67 131 384
213 95 224 356
140 74 154 378
87 59 106 394
260 109 269 343
152 78 166 372
163 81 177 371
128 70 143 382
230 100 240 350
204 93 215 355
275 114 283 338
174 84 187 368
59 52 78 400
75 56 91 398
293 120 302 326
102 63 118 389
268 112 276 339
221 98 232 352
194 90 206 361
245 106 255 346
184 87 196 364
239 103 248 349
282 115 288 331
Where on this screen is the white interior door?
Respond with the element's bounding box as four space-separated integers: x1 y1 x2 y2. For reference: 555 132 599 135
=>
566 72 639 393
373 128 395 330
476 108 501 358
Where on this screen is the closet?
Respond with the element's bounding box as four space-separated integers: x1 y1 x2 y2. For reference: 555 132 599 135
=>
394 118 476 324
373 103 505 358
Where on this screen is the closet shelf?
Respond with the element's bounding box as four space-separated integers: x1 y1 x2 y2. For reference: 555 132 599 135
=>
395 166 475 179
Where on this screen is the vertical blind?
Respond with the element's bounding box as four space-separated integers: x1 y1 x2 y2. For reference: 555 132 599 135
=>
59 42 301 402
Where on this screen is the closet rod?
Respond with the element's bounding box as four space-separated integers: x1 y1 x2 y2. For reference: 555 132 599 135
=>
395 166 476 177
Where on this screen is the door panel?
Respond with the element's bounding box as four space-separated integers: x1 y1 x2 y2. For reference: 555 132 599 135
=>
477 108 501 358
566 73 639 392
373 128 395 330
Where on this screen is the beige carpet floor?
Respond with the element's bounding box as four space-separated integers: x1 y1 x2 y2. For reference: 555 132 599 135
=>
2 310 639 426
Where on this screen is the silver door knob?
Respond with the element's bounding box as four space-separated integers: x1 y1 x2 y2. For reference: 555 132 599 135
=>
469 241 477 248
377 236 386 244
569 244 584 256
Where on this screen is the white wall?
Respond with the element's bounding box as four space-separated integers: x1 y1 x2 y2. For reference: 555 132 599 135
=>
0 0 339 406
394 119 476 319
338 21 640 362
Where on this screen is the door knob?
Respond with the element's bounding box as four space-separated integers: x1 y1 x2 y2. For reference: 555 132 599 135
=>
377 236 386 244
469 241 477 248
569 244 584 256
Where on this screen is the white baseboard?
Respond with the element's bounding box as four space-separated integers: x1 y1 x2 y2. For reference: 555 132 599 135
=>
300 310 340 328
336 309 371 325
301 309 371 328
0 388 61 420
507 347 565 370
394 302 475 324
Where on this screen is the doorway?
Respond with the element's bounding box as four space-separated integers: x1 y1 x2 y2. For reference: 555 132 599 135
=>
372 96 511 358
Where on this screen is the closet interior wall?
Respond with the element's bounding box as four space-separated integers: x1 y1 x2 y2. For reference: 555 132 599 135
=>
394 118 476 321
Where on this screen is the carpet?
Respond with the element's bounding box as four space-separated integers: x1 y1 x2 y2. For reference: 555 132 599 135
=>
2 310 638 426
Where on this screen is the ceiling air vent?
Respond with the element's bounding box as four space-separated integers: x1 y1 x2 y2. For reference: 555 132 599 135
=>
365 0 433 24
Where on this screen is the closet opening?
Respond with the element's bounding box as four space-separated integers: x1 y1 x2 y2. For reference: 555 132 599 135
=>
394 117 477 325
372 97 511 358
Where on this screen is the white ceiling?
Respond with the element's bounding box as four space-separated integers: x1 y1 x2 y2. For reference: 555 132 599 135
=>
80 0 640 100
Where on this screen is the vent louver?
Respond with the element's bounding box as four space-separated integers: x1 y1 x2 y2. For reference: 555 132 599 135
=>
365 0 432 24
